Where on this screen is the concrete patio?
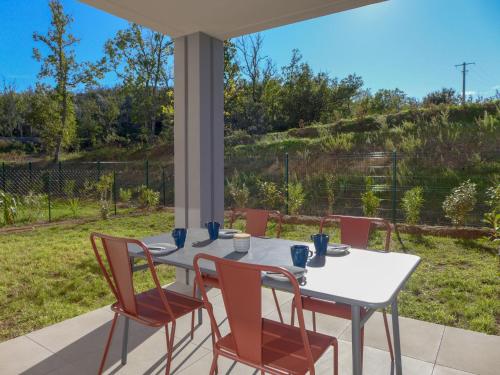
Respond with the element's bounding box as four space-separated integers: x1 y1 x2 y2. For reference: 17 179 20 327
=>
1 282 498 375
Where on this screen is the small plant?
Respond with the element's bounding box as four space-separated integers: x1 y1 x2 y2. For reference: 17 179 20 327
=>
324 173 336 214
68 198 80 218
361 177 380 217
227 174 250 208
136 185 160 210
257 180 283 210
119 188 133 205
63 180 76 198
22 191 46 223
95 174 114 219
0 191 18 225
401 186 424 225
483 183 500 254
442 180 477 226
288 180 305 215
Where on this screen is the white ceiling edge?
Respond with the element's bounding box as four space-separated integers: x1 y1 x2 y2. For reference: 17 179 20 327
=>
80 0 384 40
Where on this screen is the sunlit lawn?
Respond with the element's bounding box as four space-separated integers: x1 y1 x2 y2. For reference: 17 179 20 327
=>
0 211 498 343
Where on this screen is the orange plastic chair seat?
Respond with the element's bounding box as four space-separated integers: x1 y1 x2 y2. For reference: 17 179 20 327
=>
217 318 334 374
112 288 203 326
301 297 367 321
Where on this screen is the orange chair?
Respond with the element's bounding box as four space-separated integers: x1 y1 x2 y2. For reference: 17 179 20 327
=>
292 215 394 363
90 233 203 375
229 208 283 238
194 253 339 375
191 208 285 337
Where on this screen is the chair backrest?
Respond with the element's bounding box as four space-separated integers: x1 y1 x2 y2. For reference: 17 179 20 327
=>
319 215 391 251
90 232 174 320
193 253 314 368
230 208 282 238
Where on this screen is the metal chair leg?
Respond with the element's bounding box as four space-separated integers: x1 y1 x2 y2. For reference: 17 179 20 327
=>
190 280 197 340
209 352 219 375
290 299 296 326
271 288 284 323
382 310 395 361
332 339 339 375
165 323 176 375
98 312 119 375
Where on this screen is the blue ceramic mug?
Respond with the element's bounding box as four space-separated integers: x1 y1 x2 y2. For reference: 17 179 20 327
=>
290 245 313 268
205 221 220 240
311 233 329 256
172 228 187 248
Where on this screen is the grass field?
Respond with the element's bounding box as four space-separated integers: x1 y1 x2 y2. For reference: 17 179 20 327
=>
0 211 498 343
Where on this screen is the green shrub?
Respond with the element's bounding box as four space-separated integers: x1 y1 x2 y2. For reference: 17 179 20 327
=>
442 180 477 226
401 187 424 225
361 177 380 217
68 198 80 218
0 192 18 225
63 180 76 198
257 180 283 210
288 181 305 215
136 185 160 210
22 192 46 223
119 188 133 205
227 175 250 208
324 173 336 214
95 174 114 219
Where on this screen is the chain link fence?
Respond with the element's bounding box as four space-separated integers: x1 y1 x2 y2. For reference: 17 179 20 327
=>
0 150 497 227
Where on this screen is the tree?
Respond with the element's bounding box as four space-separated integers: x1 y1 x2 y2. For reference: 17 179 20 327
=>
105 24 173 141
33 0 104 161
423 88 459 106
0 81 25 136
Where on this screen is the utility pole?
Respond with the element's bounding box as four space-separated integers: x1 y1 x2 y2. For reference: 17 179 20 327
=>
455 62 475 104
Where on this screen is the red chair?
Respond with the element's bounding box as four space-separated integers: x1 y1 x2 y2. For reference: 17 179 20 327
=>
191 208 285 337
229 208 283 238
292 215 394 364
194 253 339 375
90 233 203 375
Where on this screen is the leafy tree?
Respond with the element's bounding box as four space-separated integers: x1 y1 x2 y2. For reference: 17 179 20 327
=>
442 180 477 226
423 88 459 106
33 0 104 161
0 82 26 136
105 24 173 141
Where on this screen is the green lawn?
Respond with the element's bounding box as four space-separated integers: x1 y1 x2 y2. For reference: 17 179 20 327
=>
0 211 498 343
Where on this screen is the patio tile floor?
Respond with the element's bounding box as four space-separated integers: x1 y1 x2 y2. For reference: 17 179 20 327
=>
1 282 497 375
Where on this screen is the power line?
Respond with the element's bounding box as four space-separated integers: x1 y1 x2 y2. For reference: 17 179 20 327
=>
454 62 475 103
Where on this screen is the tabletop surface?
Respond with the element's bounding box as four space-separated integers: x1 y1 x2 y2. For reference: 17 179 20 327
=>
129 228 420 308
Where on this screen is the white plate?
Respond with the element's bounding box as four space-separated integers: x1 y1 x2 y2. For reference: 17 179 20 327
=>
219 229 242 238
326 244 350 256
147 243 178 255
265 266 307 282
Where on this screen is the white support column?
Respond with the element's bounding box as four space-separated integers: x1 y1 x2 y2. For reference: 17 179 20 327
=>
174 33 224 228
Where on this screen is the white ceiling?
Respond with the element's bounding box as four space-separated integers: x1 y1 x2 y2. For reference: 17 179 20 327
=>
80 0 383 40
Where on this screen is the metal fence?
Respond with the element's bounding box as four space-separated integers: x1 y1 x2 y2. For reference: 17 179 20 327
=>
225 150 498 226
0 160 174 223
0 150 497 226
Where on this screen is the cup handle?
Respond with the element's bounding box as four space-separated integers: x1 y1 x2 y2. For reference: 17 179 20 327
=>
308 250 313 258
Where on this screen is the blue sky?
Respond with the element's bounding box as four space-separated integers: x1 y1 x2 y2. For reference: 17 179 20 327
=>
0 0 499 99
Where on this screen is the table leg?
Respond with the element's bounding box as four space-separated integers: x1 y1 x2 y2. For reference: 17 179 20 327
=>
351 305 362 375
196 281 203 325
391 298 403 375
121 316 129 365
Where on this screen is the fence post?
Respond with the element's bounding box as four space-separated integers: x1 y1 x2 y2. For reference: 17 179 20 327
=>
284 153 289 215
47 171 52 222
97 161 101 182
162 167 166 206
2 162 5 191
391 150 397 224
145 160 149 188
58 161 62 195
29 161 32 186
113 170 117 216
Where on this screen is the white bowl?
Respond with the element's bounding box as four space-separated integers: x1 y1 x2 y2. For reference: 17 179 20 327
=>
233 233 251 253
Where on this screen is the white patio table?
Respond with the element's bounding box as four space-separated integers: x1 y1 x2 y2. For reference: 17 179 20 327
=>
126 228 420 375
